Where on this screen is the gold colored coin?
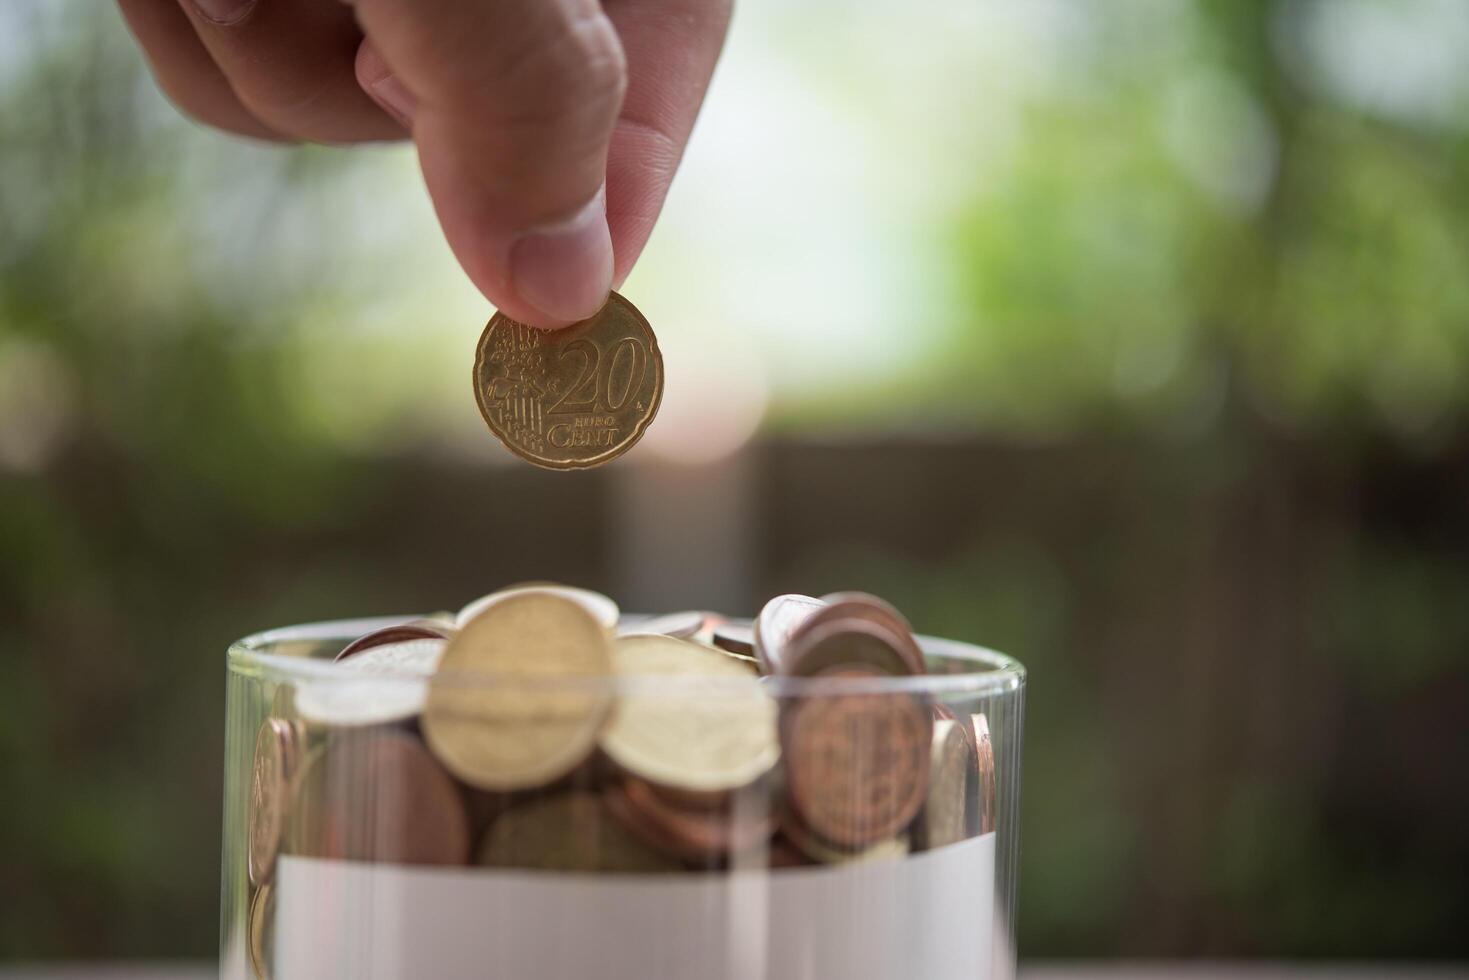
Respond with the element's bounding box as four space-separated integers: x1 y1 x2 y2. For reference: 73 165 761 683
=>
248 718 303 888
423 592 613 790
600 634 777 793
618 610 709 640
473 291 663 470
457 582 619 632
247 882 273 980
915 718 971 851
478 791 681 873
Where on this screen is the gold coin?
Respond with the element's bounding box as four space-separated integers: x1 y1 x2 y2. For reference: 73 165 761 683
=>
456 582 619 632
423 592 613 790
600 634 777 793
248 718 303 888
473 292 663 470
617 610 709 640
247 882 273 980
915 718 971 851
478 791 681 873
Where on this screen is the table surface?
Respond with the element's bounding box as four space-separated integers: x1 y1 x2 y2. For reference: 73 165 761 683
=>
2 964 1465 979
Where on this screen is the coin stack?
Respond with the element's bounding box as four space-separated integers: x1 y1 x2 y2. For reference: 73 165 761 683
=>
244 585 998 976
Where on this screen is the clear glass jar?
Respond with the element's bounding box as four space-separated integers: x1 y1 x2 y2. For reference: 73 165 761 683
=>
221 615 1025 980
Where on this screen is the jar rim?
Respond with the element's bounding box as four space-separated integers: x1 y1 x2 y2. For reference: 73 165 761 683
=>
228 615 1026 698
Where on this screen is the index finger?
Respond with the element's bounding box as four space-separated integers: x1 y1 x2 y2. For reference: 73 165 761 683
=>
602 0 732 287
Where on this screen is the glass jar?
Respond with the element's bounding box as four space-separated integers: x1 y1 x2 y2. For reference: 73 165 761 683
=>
221 615 1025 980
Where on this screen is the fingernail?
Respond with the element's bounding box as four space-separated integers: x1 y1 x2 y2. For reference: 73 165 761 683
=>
192 0 255 26
356 43 416 126
367 74 416 126
510 191 614 326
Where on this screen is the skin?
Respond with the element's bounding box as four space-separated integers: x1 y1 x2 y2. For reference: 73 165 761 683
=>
116 0 732 328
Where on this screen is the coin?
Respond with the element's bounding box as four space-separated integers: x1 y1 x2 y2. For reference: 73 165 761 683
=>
268 685 296 722
765 835 815 869
423 592 613 790
779 811 911 865
618 610 708 640
247 882 273 979
782 665 932 848
971 712 997 836
710 622 754 658
606 777 777 861
473 291 663 470
286 729 469 865
800 593 926 675
783 617 915 679
754 594 825 673
914 718 971 851
335 620 455 662
294 638 446 727
248 718 304 887
457 583 619 632
478 790 681 873
599 634 777 793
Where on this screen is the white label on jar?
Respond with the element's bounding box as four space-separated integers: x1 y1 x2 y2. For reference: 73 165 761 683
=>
273 833 995 980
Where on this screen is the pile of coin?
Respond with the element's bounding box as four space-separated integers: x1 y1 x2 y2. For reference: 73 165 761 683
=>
245 585 998 974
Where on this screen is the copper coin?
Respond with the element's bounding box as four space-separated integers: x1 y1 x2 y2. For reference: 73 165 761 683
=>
248 718 303 887
478 790 681 873
778 808 911 865
642 778 740 813
608 777 776 861
334 620 454 662
690 612 731 646
710 622 754 658
782 665 932 848
473 291 664 470
783 617 914 679
286 730 470 866
801 593 926 675
753 594 825 673
766 835 815 869
971 712 997 836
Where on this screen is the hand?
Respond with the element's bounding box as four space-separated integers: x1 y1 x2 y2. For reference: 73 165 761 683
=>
117 0 732 327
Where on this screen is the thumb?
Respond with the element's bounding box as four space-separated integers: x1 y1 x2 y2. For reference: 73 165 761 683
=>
351 0 626 327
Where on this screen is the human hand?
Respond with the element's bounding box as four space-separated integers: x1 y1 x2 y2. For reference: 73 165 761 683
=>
118 0 731 326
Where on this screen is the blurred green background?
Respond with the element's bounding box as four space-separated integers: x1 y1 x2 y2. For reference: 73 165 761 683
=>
2 0 1467 963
